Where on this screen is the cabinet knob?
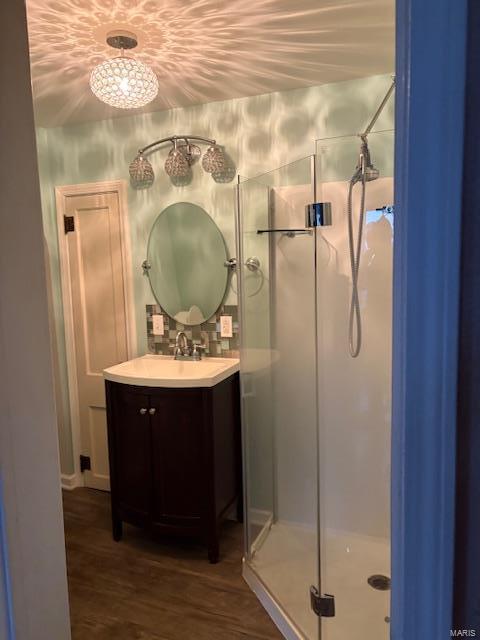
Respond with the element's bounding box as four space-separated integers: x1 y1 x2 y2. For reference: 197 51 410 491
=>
149 407 156 416
139 408 147 415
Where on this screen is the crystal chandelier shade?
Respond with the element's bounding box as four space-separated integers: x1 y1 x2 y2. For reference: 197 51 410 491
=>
90 56 158 109
129 154 155 189
89 31 158 109
202 145 226 173
164 148 190 178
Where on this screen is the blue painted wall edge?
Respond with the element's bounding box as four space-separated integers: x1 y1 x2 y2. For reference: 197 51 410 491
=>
392 0 467 638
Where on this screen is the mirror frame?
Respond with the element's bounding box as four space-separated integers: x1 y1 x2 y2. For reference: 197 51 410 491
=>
146 201 229 325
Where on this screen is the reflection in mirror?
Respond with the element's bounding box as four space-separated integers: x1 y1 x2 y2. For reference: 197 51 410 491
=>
147 202 228 325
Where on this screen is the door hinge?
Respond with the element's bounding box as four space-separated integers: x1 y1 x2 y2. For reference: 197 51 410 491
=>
80 455 91 472
310 586 335 617
64 215 75 233
305 202 333 228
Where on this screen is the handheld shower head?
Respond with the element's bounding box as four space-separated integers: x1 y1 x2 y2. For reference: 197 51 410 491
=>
346 78 394 358
350 76 395 186
351 138 379 184
364 165 380 182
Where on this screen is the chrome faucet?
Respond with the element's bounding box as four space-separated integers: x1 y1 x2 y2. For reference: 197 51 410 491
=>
172 331 206 360
175 331 189 356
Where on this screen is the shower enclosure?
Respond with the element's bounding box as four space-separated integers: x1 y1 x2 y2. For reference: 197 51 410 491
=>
237 130 394 640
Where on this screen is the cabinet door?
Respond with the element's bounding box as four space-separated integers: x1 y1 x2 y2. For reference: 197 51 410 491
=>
150 390 204 526
112 387 152 522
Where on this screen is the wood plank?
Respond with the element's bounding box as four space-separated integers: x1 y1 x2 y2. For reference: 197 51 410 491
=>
63 488 282 639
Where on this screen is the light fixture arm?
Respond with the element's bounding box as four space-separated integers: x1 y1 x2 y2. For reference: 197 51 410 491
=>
138 134 217 156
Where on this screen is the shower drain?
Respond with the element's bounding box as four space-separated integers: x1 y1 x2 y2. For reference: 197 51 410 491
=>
367 574 391 591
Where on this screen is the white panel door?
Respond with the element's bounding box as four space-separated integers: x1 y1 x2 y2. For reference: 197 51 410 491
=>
65 191 129 491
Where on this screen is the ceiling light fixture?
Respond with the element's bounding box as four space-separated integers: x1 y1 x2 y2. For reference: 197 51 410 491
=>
129 135 228 189
90 31 158 110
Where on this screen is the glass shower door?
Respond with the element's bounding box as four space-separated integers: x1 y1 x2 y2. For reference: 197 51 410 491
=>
238 156 321 640
315 130 394 640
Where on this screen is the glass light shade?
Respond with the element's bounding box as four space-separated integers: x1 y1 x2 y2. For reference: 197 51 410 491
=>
164 149 190 177
90 56 158 109
202 145 226 173
129 154 154 189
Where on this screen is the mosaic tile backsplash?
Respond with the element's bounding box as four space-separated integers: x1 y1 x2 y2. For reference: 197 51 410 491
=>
146 304 239 358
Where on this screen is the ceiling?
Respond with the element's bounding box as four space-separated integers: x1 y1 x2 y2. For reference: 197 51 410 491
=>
26 0 395 128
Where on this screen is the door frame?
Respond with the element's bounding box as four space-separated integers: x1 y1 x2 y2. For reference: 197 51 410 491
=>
55 180 137 490
392 0 467 637
453 1 480 632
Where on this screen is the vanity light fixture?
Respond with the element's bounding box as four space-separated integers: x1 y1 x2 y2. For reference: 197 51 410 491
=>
129 135 227 188
90 31 158 109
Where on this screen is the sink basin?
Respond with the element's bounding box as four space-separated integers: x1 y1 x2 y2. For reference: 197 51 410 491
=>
103 354 240 388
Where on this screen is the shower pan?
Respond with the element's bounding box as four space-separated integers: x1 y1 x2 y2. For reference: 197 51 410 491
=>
237 129 394 640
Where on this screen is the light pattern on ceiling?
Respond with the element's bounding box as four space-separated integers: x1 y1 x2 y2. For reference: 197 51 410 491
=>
26 0 395 127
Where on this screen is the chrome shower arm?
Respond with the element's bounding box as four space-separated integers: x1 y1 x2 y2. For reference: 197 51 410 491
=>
139 134 217 156
359 77 396 140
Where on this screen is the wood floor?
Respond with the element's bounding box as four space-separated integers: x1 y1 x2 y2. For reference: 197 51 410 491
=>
63 489 282 640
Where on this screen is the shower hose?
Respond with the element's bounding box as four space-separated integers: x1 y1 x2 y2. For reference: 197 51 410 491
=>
347 165 367 358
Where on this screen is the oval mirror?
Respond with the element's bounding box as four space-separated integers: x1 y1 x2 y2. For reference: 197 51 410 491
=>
147 202 229 325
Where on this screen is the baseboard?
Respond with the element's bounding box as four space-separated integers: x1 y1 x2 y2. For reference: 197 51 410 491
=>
61 473 81 491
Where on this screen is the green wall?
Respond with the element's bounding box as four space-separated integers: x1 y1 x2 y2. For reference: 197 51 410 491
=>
37 73 394 475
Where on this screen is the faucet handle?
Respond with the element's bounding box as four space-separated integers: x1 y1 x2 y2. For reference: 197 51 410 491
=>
192 342 206 360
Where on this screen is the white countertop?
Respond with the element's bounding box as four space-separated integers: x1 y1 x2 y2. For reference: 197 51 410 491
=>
103 354 240 388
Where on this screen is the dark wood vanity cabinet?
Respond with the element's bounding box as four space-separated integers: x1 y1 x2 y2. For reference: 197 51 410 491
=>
105 374 242 563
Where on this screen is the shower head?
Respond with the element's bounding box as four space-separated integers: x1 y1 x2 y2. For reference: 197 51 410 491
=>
350 77 395 186
364 165 380 182
352 138 379 184
364 157 380 182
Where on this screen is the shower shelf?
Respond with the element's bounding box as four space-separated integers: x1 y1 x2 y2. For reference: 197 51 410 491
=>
256 228 312 237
